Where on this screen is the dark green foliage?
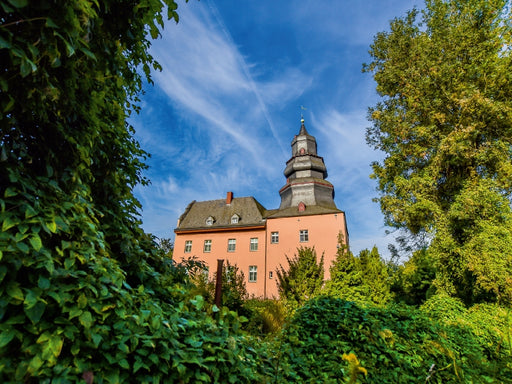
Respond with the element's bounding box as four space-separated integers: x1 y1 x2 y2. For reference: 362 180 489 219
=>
267 296 512 383
0 0 263 382
391 249 437 305
242 299 288 336
326 246 392 305
276 247 324 308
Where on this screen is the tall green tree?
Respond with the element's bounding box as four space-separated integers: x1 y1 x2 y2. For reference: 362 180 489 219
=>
390 249 437 305
276 247 324 308
326 246 391 305
364 0 512 305
0 1 263 382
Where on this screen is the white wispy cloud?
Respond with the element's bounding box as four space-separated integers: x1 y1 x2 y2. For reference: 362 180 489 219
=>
132 0 314 240
132 1 416 256
147 0 312 165
311 109 392 256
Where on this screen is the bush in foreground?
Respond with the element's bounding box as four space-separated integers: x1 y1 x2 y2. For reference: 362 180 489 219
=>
264 296 512 383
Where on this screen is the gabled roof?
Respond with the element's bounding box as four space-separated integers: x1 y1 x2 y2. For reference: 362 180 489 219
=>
175 196 267 232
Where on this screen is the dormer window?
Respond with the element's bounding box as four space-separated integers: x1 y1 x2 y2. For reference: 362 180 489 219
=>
231 214 240 224
206 216 215 226
298 202 306 212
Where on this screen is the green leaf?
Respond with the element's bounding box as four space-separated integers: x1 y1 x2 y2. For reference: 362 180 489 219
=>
2 216 17 231
38 276 50 290
0 35 11 50
4 187 17 198
0 265 7 284
69 307 82 319
118 358 130 369
7 0 28 8
24 289 38 308
48 336 64 358
2 96 14 113
27 355 43 374
16 241 29 253
79 311 93 329
77 294 87 309
46 220 57 233
0 329 15 347
25 301 46 323
20 57 37 77
133 358 147 373
80 47 97 61
54 31 75 57
7 283 24 301
45 18 59 28
29 234 42 251
91 332 102 347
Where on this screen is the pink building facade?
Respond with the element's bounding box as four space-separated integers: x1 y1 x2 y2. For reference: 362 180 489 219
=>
174 120 349 298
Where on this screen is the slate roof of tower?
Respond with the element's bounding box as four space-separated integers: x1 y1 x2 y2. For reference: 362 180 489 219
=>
298 122 309 136
176 197 267 231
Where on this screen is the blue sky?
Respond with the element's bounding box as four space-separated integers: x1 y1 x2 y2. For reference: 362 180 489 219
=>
131 0 422 257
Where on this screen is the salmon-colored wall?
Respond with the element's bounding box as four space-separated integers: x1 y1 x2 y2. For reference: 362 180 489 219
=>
174 212 348 298
174 228 267 297
265 213 348 298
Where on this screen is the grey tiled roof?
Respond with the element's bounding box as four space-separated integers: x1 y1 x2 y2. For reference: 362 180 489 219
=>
176 197 267 231
265 205 342 218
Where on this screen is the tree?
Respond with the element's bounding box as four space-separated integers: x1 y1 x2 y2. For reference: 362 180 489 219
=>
0 1 263 382
390 249 437 305
195 261 249 314
325 246 391 305
364 0 512 305
158 237 174 258
276 247 324 307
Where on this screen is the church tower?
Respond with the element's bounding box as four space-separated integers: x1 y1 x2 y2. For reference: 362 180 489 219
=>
279 118 338 211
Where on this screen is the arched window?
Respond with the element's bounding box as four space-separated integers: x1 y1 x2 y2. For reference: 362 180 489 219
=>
298 202 306 212
206 216 215 226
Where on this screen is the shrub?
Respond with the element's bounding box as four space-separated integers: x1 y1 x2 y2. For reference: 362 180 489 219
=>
264 296 512 383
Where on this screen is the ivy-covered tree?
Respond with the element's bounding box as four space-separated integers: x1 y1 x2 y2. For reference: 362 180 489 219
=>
325 246 391 305
364 0 512 305
0 1 262 382
276 247 324 308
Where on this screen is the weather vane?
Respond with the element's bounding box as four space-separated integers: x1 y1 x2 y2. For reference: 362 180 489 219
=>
300 105 307 121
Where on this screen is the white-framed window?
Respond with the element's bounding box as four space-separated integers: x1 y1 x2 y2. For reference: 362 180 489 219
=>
227 238 236 252
231 214 239 224
249 266 257 282
204 239 212 252
271 232 279 244
269 271 273 279
206 216 214 226
184 240 192 253
300 229 309 242
250 238 258 251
